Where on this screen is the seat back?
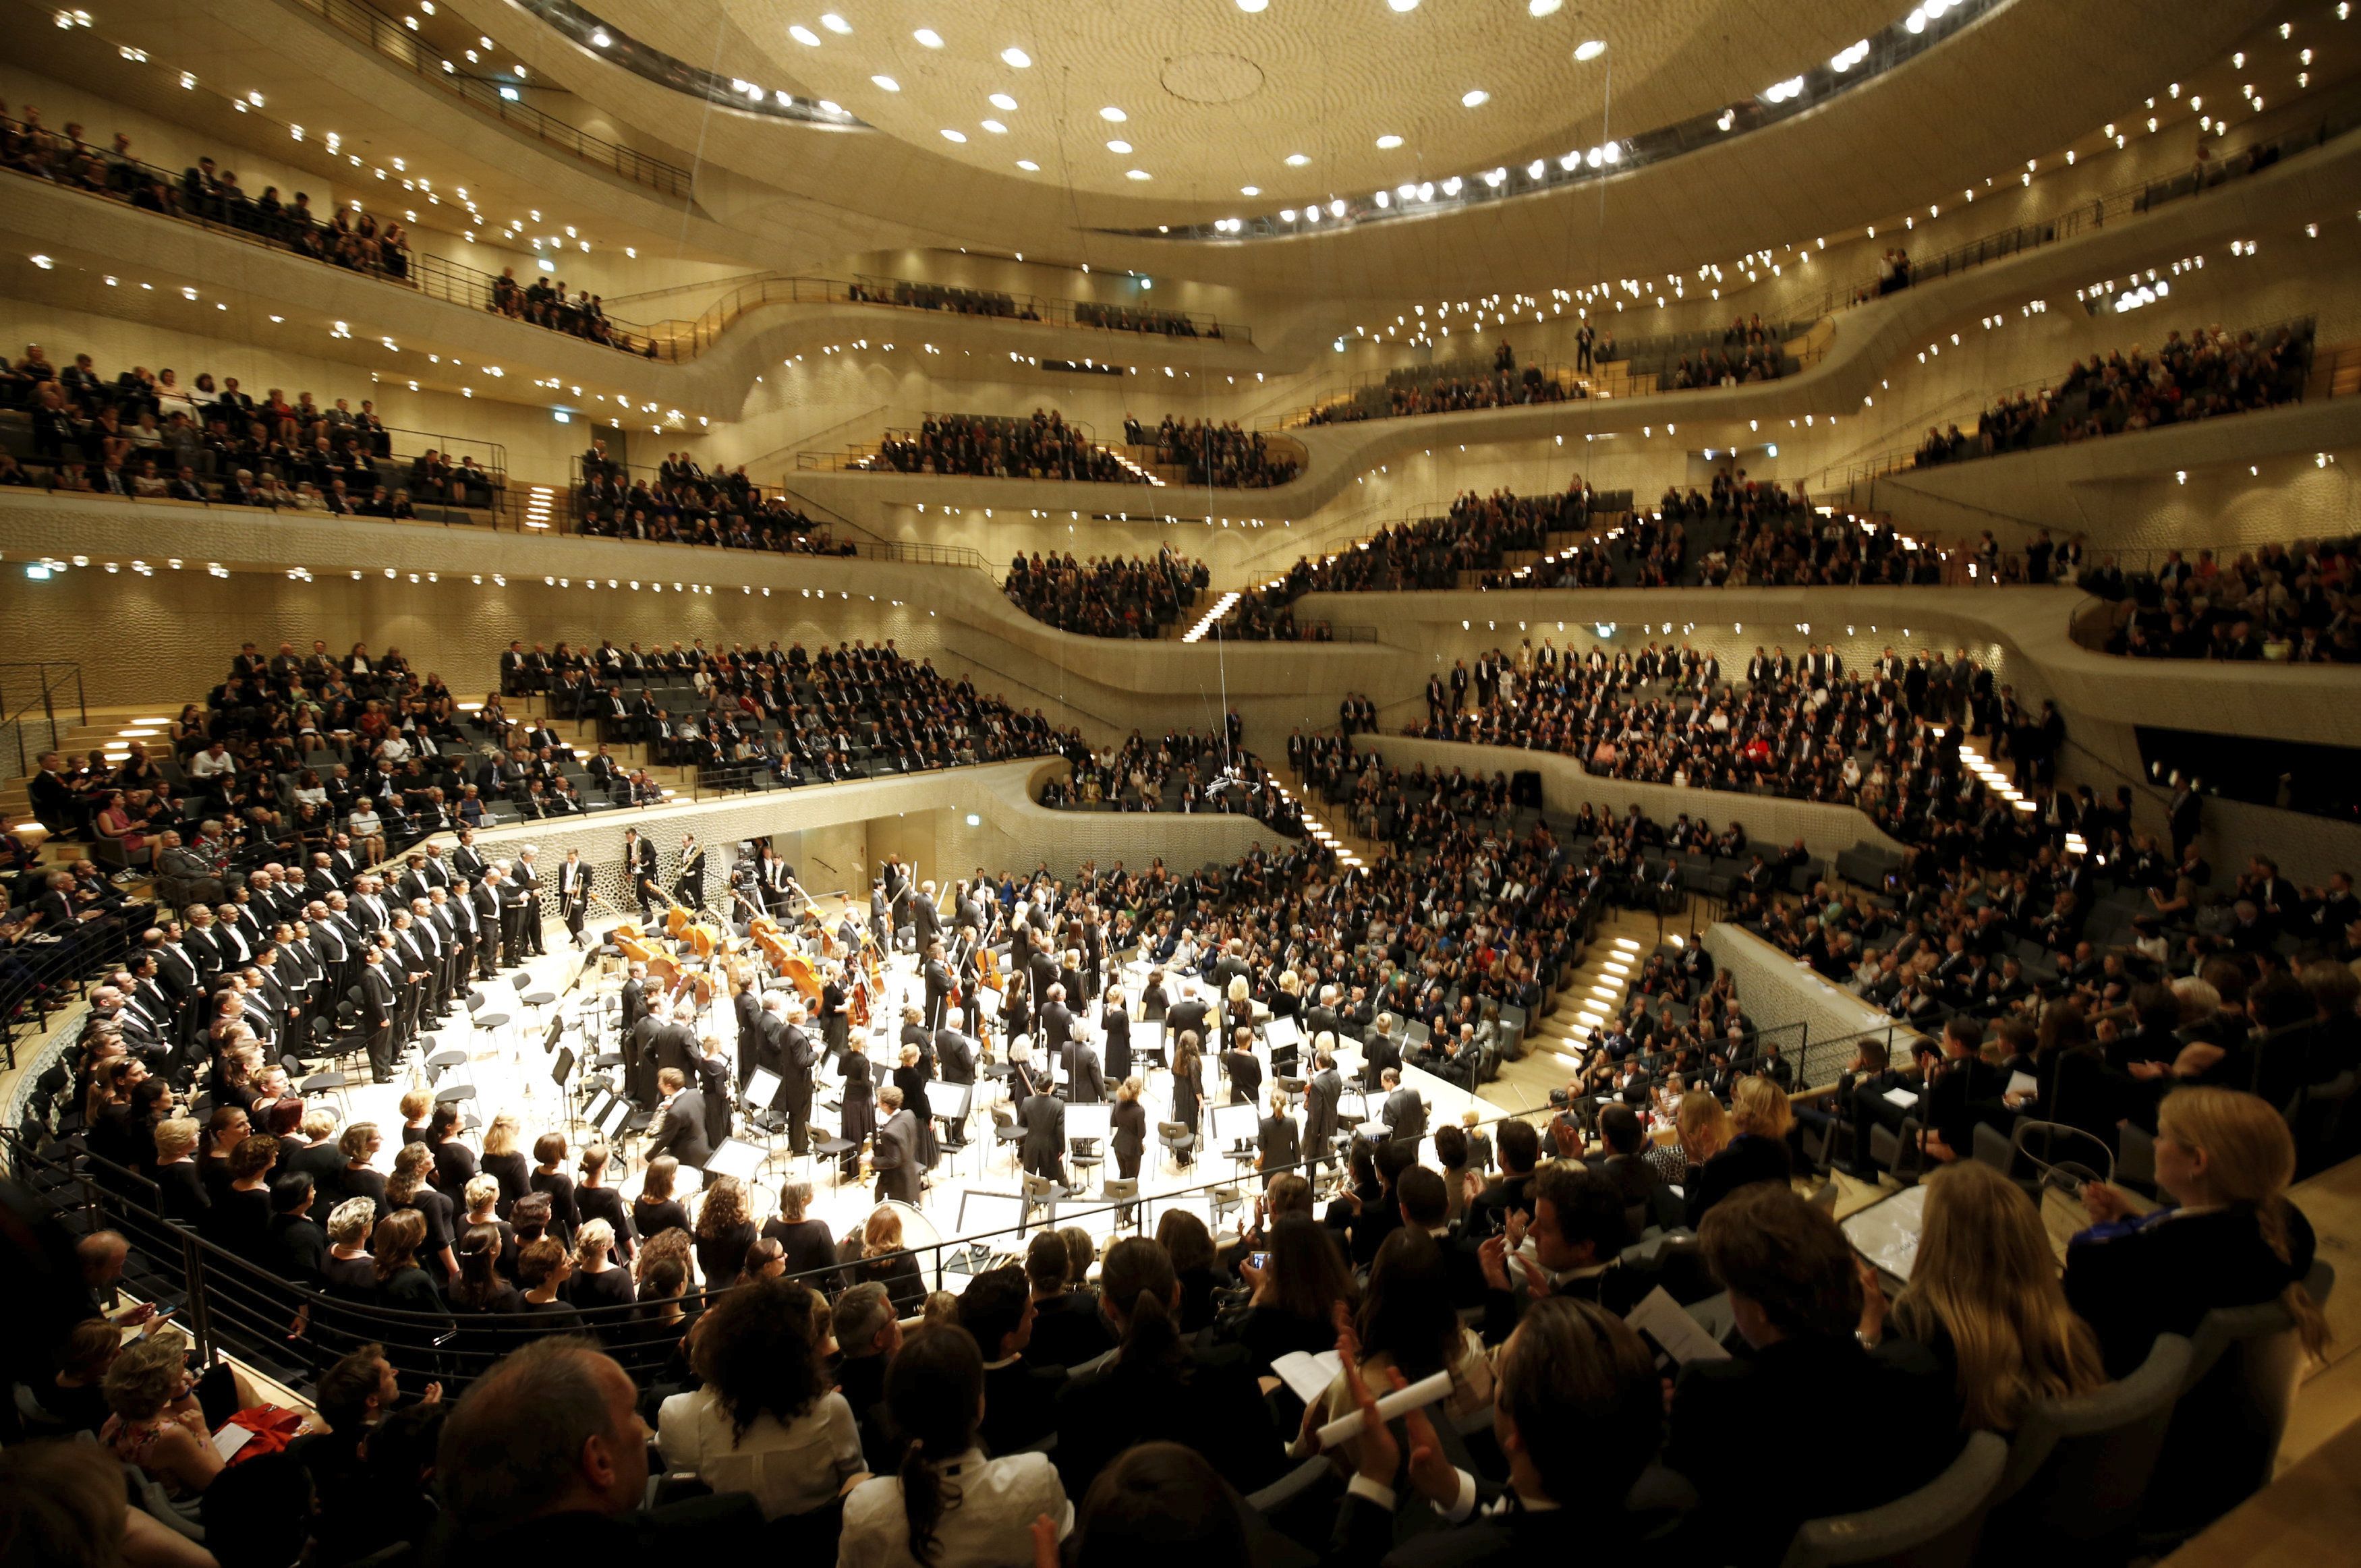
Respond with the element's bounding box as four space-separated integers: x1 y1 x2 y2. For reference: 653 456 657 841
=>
1985 1333 2190 1552
1780 1430 2006 1568
2137 1263 2333 1543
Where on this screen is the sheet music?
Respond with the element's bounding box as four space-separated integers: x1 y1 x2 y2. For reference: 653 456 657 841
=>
1066 1102 1113 1145
1210 1100 1261 1148
1263 1016 1302 1055
743 1067 782 1109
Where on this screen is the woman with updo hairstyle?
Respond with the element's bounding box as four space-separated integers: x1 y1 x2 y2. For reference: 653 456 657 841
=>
101 1327 221 1499
1054 1236 1286 1501
657 1276 863 1519
569 1217 635 1320
837 1323 1071 1567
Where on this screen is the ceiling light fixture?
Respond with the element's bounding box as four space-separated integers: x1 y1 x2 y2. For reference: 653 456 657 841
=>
941 127 967 142
1461 89 1489 107
913 27 943 47
981 119 1006 133
1241 185 1260 195
1000 46 1031 67
819 12 851 33
1285 152 1309 165
872 74 900 90
789 24 819 45
1100 106 1127 121
1238 0 1268 10
1387 0 1419 11
1106 139 1132 152
1126 169 1151 180
1574 38 1606 60
1016 158 1040 171
1529 0 1562 13
990 92 1018 110
1375 134 1403 148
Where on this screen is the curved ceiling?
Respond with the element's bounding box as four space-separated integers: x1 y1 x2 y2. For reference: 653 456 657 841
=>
711 0 1908 202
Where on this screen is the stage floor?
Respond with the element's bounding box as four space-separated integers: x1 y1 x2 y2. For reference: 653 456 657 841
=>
326 911 1546 1285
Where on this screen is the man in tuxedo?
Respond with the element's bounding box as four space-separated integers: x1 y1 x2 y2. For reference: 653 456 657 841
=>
776 999 817 1154
1362 1014 1404 1093
1019 1082 1067 1187
1068 1034 1106 1103
358 946 397 1084
673 834 706 908
624 829 659 919
1037 979 1074 1058
872 1085 923 1204
469 873 503 978
488 865 526 970
557 849 593 947
905 938 948 1033
934 1006 978 1086
1304 984 1343 1047
1302 1046 1344 1174
1255 1091 1301 1189
513 846 547 958
1380 1067 1426 1145
648 1067 712 1169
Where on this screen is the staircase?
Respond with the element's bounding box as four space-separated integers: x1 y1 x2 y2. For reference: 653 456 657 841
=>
1515 919 1649 1075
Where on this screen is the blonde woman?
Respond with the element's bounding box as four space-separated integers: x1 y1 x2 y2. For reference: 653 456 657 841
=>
2067 1085 2330 1377
1860 1161 2105 1430
571 1216 635 1315
478 1113 529 1212
1689 1076 1794 1226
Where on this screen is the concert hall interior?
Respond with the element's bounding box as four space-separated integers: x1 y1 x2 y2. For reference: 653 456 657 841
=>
5 1 2361 1563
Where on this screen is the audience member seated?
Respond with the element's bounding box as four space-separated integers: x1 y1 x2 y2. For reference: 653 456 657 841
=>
853 411 1143 484
1666 1185 1962 1567
2095 536 2361 663
1121 415 1299 486
1914 321 2313 470
655 1276 866 1518
2064 1084 2327 1376
573 442 851 553
0 341 499 511
1004 546 1207 637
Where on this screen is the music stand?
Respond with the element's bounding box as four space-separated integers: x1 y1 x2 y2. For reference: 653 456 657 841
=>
1263 1015 1301 1058
586 1090 632 1142
956 1188 1027 1252
1210 1100 1261 1152
704 1138 764 1185
550 1046 575 1091
743 1066 783 1113
1134 1020 1166 1068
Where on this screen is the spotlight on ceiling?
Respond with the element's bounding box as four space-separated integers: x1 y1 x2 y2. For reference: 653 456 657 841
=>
1574 38 1606 60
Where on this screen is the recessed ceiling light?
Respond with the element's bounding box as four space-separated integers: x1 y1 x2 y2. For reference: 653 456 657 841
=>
1001 46 1031 67
1106 139 1132 153
872 74 900 90
1529 0 1563 11
1101 106 1127 122
1126 169 1151 180
1375 134 1404 148
1574 38 1606 60
1017 159 1040 171
941 128 967 142
913 28 943 47
1461 90 1489 107
1238 0 1268 10
820 13 852 33
981 119 1007 133
789 24 820 45
1388 0 1419 10
1285 152 1310 166
990 92 1018 111
1241 185 1261 195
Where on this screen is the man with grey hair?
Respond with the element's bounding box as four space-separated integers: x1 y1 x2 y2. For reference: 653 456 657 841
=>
435 1338 760 1558
513 846 546 958
830 1281 903 1473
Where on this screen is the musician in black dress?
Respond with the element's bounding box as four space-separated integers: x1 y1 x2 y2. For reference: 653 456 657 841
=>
1103 985 1133 1082
893 1046 940 1171
838 1049 876 1180
1111 1077 1147 1183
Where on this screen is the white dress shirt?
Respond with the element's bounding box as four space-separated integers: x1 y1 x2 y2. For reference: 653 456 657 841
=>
838 1448 1071 1568
656 1385 864 1520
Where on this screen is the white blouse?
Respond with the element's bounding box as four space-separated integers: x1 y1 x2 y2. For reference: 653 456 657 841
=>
838 1448 1072 1568
655 1385 864 1520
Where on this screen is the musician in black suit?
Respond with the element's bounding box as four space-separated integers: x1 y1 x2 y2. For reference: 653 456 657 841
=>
557 849 592 947
1380 1068 1426 1145
1019 1085 1067 1186
934 1008 977 1086
471 875 503 977
358 946 397 1083
673 833 706 907
1037 981 1074 1058
1362 1017 1403 1094
1069 1037 1107 1104
778 1000 818 1155
647 1067 712 1169
625 828 660 919
1303 1046 1344 1175
923 940 954 1032
1255 1091 1301 1189
513 847 547 958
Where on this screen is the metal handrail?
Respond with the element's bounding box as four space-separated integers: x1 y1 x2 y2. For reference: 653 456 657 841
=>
0 661 86 785
285 0 695 198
